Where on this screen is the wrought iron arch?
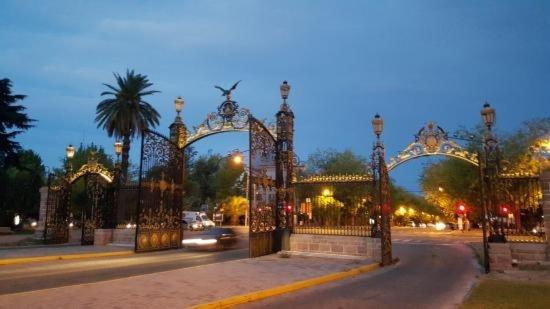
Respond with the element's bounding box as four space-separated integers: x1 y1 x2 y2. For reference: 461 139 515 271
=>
67 161 114 184
182 99 277 149
386 122 478 172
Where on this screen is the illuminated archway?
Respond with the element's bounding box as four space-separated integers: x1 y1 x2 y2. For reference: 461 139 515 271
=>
67 160 114 184
386 122 478 172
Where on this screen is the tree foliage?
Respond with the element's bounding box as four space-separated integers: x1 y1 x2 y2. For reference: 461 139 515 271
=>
422 118 550 220
305 148 367 175
0 149 45 226
95 70 160 180
0 78 34 167
183 153 244 211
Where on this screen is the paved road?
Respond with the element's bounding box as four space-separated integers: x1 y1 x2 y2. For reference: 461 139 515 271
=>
0 246 248 295
242 229 481 309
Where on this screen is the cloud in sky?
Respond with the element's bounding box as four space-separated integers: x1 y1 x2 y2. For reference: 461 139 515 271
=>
1 0 549 191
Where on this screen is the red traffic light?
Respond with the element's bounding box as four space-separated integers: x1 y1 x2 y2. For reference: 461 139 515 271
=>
458 205 465 212
501 206 508 214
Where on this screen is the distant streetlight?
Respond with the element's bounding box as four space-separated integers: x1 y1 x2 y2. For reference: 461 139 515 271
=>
438 186 444 192
232 152 243 165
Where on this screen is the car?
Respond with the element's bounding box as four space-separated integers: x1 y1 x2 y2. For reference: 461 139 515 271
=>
182 227 238 250
445 222 456 230
181 219 203 231
182 211 215 229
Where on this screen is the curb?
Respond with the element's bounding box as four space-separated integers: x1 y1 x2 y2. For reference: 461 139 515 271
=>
193 262 380 308
0 250 134 266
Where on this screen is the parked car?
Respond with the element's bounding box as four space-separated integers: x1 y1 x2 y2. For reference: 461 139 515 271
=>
182 211 215 229
182 227 238 250
181 219 203 231
446 222 456 230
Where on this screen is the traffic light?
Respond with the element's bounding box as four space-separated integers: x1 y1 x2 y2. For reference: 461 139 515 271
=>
501 206 509 215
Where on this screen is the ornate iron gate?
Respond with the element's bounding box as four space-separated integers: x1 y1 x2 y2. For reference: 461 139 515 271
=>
44 174 70 244
135 130 184 252
249 117 279 257
81 174 109 245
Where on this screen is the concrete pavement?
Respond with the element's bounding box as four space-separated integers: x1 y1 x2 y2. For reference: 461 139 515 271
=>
0 254 376 309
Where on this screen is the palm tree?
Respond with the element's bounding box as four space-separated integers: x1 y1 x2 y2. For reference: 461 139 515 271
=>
95 70 160 181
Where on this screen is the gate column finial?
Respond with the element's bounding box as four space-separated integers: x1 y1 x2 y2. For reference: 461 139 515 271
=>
170 96 187 149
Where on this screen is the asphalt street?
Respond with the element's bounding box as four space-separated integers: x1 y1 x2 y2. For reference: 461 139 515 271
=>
241 228 482 309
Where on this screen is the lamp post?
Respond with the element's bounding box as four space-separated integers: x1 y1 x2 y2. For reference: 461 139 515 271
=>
66 144 75 175
371 114 392 266
229 149 251 226
480 102 505 243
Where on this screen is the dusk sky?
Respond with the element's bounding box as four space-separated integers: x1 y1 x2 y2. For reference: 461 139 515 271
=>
1 1 549 191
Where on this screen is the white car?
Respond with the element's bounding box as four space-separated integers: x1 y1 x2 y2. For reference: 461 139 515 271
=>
182 211 215 229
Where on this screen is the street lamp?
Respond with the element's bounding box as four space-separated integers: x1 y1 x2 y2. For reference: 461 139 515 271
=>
480 102 496 130
371 114 384 138
231 151 244 165
280 81 291 101
174 96 184 116
228 149 251 226
66 144 75 174
66 144 75 159
114 141 123 161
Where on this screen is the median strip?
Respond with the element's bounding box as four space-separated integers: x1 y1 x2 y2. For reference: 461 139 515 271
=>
193 262 380 308
0 250 134 266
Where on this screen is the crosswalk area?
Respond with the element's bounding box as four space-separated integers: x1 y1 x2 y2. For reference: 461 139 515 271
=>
392 238 471 246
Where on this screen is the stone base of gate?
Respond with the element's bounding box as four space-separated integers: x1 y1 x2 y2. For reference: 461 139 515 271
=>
94 229 114 245
113 228 136 246
289 234 381 262
489 242 549 271
69 229 82 243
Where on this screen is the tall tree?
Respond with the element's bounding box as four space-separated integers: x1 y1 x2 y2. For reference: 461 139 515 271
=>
95 70 160 181
0 78 34 167
0 149 45 226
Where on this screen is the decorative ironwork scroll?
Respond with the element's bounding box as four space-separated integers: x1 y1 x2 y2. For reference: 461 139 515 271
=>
185 99 276 147
294 174 373 184
387 122 478 171
67 161 114 184
249 117 278 257
44 174 70 244
136 130 184 252
378 155 392 266
372 139 393 266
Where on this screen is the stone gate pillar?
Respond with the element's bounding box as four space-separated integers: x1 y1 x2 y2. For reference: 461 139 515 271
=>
170 96 188 193
276 81 294 251
34 186 48 238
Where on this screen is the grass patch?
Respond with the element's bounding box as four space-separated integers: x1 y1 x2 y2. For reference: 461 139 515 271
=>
461 279 550 309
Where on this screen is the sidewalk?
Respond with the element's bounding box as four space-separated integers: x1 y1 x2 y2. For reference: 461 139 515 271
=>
0 254 378 309
0 244 133 265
